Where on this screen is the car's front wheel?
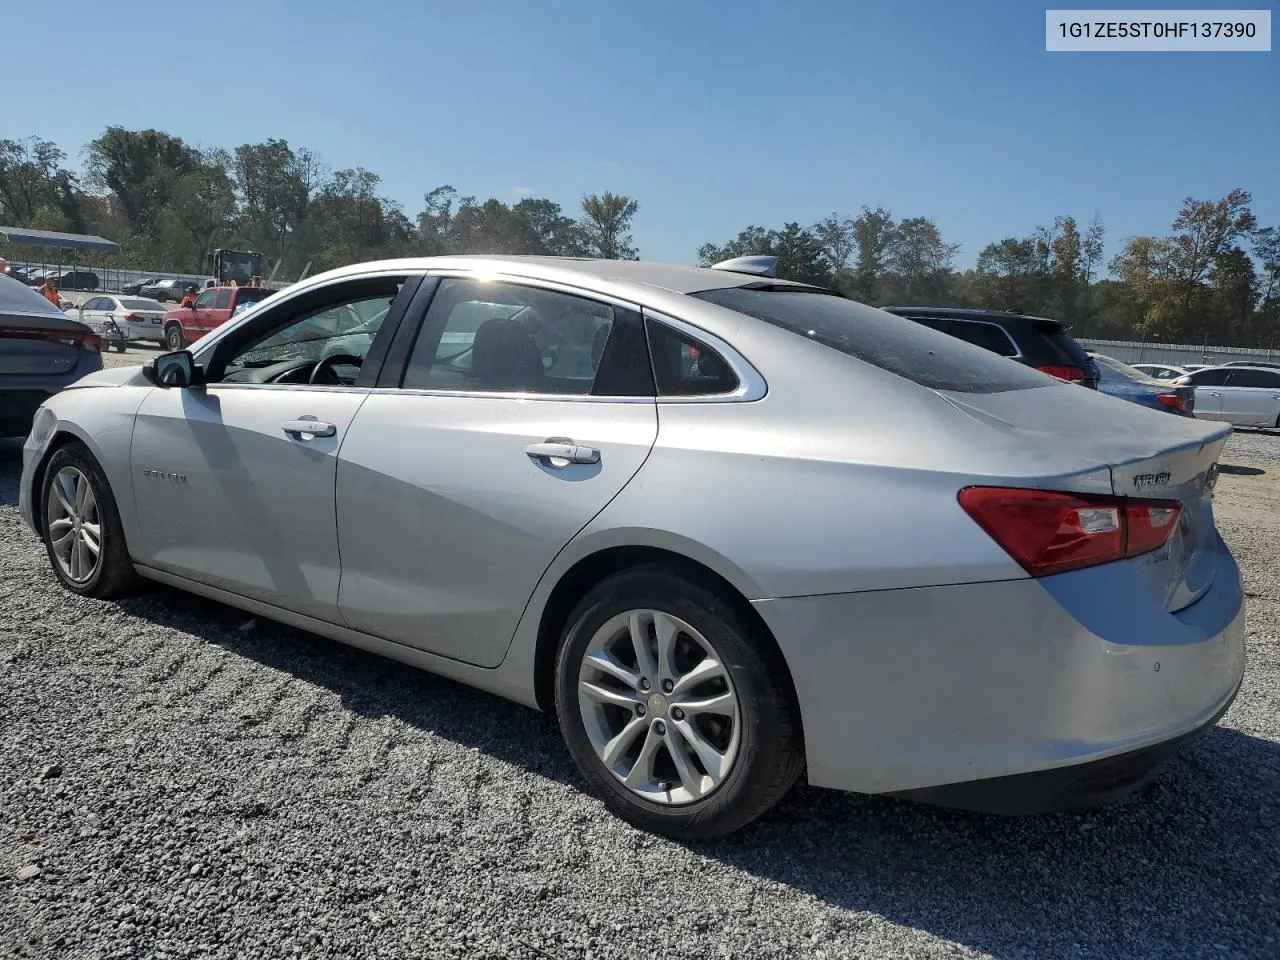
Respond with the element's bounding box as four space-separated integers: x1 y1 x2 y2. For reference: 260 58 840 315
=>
164 324 186 350
40 444 142 598
555 566 804 839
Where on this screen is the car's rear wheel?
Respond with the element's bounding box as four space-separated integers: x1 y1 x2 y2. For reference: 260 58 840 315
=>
41 444 142 598
164 324 185 350
555 566 803 839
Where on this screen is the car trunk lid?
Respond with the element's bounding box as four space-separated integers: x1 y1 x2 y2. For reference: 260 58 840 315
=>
941 384 1229 612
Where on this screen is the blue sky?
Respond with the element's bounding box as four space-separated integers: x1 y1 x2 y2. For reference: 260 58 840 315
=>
5 0 1276 268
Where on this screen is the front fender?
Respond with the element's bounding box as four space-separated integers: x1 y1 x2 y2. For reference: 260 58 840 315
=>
19 386 153 559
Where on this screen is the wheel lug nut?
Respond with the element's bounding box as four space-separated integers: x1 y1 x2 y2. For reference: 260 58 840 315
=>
639 679 650 691
654 721 666 735
635 704 646 716
671 707 684 721
661 680 673 693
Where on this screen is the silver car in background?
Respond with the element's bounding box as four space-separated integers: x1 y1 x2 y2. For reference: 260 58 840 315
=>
1176 364 1280 428
19 256 1244 838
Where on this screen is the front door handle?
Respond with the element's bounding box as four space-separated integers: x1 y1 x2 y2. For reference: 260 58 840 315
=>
525 438 600 465
283 418 336 439
1208 392 1222 397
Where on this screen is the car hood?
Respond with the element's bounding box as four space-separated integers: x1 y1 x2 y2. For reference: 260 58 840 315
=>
66 365 151 389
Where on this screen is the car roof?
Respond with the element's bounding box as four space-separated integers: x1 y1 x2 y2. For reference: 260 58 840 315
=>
301 255 825 298
880 306 1064 326
1189 364 1280 374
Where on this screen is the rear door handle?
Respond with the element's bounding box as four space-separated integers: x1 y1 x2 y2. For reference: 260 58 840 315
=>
525 438 600 465
283 418 336 439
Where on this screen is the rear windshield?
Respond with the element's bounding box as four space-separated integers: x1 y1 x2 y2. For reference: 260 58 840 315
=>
1092 353 1152 382
1022 320 1092 366
238 287 273 303
690 288 1049 393
120 298 160 310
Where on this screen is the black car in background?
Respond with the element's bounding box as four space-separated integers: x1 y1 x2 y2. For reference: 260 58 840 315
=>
882 306 1100 388
50 270 100 291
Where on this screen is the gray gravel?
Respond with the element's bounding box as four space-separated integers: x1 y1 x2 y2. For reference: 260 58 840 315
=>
2 431 1279 960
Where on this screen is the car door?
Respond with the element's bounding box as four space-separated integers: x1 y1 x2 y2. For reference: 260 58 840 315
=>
1220 369 1280 426
129 273 417 621
186 288 218 337
334 275 659 667
1183 368 1229 420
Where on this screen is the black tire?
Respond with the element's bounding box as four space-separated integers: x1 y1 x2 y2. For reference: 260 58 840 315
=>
164 324 185 351
40 443 143 599
555 565 804 839
114 341 128 353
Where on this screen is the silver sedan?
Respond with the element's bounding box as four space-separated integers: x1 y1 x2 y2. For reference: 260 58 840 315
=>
19 256 1245 837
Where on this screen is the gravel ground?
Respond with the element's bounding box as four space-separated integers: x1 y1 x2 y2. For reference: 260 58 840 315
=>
1 430 1278 960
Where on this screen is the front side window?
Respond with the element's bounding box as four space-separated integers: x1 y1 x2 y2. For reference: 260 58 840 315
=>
194 290 217 309
403 278 650 396
219 287 399 384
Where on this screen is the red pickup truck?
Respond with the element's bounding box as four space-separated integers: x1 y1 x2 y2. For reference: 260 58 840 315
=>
162 285 276 350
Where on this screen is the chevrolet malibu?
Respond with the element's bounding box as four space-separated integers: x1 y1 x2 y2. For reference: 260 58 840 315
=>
19 256 1245 838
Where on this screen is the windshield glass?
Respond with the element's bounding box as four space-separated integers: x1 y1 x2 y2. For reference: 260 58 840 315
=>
690 287 1049 393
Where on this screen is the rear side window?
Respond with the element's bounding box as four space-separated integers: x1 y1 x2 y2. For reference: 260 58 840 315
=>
1226 369 1280 388
645 318 739 396
949 320 1017 357
691 288 1047 393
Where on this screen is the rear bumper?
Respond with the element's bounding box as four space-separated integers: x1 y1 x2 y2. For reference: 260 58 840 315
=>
753 533 1246 804
888 676 1239 814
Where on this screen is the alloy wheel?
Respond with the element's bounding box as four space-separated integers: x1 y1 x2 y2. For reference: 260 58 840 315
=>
46 466 103 583
577 609 741 804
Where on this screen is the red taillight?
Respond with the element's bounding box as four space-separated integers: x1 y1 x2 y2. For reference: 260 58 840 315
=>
1035 365 1086 383
0 327 101 353
1156 394 1186 411
958 487 1182 577
124 312 143 324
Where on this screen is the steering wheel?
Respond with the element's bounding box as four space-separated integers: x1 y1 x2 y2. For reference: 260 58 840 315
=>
309 353 363 385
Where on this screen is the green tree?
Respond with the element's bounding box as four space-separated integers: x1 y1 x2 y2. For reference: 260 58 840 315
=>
167 149 237 272
812 213 855 278
86 127 202 235
698 223 832 286
885 216 958 303
232 139 325 271
850 206 895 301
0 136 71 226
579 192 639 259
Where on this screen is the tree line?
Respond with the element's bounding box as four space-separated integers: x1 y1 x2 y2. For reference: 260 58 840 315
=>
1 129 1276 348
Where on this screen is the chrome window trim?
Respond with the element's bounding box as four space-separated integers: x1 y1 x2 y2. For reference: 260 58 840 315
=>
641 308 768 403
366 387 655 404
420 268 643 312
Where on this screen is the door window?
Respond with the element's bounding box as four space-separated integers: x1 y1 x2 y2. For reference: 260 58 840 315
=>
1185 369 1230 386
194 290 217 309
1225 369 1280 388
214 288 233 310
402 278 653 396
214 279 405 386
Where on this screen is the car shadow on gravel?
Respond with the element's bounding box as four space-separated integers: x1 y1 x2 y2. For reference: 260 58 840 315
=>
0 438 22 507
111 583 1280 960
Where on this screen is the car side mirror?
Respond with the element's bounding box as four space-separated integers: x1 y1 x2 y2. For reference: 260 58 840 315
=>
145 350 202 388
